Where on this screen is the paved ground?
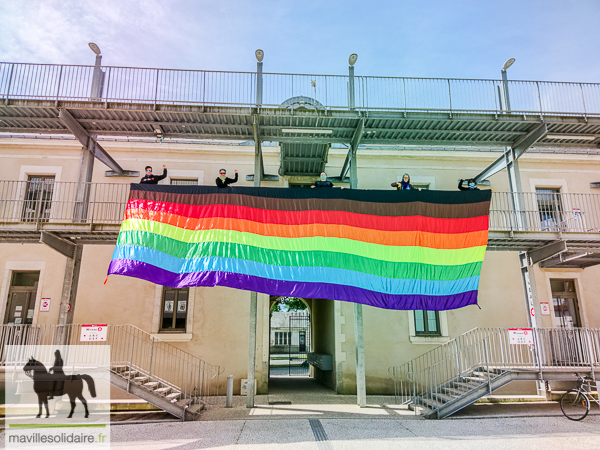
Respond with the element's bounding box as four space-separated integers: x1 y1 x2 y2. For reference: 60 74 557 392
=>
2 377 600 449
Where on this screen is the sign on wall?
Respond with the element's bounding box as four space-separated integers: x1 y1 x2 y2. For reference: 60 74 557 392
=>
39 298 50 312
540 302 550 315
508 328 534 345
80 324 108 342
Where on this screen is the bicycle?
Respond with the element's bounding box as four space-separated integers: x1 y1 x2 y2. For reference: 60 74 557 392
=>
560 373 599 421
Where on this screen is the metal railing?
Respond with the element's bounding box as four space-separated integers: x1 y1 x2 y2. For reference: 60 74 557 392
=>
1 180 599 235
0 324 223 406
0 181 129 225
389 327 600 413
2 62 600 115
489 191 600 233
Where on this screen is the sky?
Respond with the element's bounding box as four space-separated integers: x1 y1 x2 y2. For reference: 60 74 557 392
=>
0 0 599 82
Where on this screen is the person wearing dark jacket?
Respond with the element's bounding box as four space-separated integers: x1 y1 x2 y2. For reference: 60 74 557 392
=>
311 172 343 188
216 169 238 188
458 178 479 190
391 173 421 191
140 165 167 184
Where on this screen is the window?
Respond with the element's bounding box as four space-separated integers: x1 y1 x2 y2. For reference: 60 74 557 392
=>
22 176 54 222
414 310 441 336
160 288 188 331
275 331 290 345
171 178 198 186
550 279 581 328
536 188 563 231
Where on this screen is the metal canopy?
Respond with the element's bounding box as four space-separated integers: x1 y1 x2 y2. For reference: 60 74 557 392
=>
2 104 599 148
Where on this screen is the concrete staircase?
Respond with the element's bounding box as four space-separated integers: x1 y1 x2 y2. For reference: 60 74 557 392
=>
392 327 600 419
0 324 222 422
109 364 202 421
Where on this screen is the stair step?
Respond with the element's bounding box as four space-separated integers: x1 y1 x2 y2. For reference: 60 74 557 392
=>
154 387 172 395
121 371 138 378
166 392 182 402
472 371 491 378
420 397 443 409
176 398 193 407
431 392 456 403
143 382 161 389
442 387 467 396
111 365 128 372
452 381 480 390
462 376 487 384
133 376 149 383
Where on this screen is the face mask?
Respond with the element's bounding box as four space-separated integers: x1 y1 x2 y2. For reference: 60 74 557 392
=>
469 182 475 188
320 175 326 181
220 176 226 181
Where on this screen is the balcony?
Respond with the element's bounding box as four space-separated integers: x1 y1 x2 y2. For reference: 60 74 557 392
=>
0 181 598 258
1 62 600 149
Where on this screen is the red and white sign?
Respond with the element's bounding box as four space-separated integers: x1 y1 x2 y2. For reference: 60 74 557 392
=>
80 324 108 342
540 302 550 315
39 298 51 312
508 328 534 345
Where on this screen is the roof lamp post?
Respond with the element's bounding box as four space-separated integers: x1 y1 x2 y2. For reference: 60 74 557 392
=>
88 42 105 100
255 49 263 106
348 53 358 110
500 57 515 112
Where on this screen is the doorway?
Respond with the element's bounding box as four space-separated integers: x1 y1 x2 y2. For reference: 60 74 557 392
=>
269 297 311 378
4 272 40 325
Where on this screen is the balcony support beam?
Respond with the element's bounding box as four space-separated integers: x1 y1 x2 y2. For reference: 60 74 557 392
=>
40 231 75 259
528 240 567 265
341 118 364 180
58 109 124 175
474 123 548 183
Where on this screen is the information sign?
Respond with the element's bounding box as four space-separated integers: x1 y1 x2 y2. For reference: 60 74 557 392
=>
540 302 550 315
508 328 534 345
80 324 108 342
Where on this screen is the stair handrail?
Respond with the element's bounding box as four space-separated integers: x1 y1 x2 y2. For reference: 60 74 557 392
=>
0 323 224 407
389 326 600 414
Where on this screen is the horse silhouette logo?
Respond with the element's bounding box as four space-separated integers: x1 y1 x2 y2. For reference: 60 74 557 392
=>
23 350 96 419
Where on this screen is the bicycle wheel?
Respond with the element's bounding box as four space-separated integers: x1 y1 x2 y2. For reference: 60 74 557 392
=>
560 389 589 421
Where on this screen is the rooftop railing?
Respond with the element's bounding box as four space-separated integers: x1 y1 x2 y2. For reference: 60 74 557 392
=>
1 62 599 115
0 180 599 235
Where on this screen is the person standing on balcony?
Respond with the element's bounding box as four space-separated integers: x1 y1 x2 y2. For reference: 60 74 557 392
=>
140 165 167 184
391 173 421 191
216 169 238 188
311 172 344 188
458 178 479 190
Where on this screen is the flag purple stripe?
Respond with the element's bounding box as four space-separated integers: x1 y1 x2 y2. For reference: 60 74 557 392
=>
108 259 478 311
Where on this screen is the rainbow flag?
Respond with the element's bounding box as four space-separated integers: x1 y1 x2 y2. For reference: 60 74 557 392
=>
108 185 491 311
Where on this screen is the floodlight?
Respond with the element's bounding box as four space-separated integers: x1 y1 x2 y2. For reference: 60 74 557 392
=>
255 49 264 62
349 53 358 66
88 43 101 56
502 58 515 70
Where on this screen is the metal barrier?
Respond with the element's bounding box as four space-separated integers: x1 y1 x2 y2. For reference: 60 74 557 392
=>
1 180 599 235
0 323 223 406
0 181 129 225
389 327 600 412
2 62 600 115
489 191 600 233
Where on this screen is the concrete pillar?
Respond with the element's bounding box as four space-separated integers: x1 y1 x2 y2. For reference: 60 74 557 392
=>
247 134 262 408
349 146 366 406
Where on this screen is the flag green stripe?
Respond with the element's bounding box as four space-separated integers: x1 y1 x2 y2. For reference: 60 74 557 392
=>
119 219 486 266
117 230 483 281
